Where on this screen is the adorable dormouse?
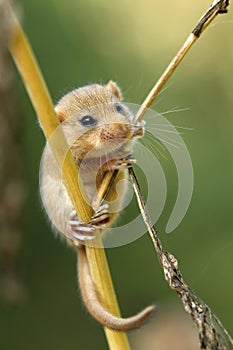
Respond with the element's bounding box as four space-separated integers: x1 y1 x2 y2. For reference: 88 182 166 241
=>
40 81 155 331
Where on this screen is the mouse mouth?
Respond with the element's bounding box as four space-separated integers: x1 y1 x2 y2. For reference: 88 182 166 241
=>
132 121 144 138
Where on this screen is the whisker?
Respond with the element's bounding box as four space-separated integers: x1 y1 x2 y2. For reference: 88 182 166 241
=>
141 131 168 160
156 81 174 97
147 123 194 131
158 107 190 116
145 130 167 151
145 130 183 148
158 134 183 147
140 138 167 160
147 126 183 135
145 82 174 110
156 136 180 149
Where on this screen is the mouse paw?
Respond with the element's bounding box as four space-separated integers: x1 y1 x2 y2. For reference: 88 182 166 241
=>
112 157 136 170
103 156 136 171
91 204 110 226
69 204 110 243
69 210 95 242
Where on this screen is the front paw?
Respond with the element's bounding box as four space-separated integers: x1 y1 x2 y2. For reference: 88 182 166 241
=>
103 156 136 171
69 204 110 243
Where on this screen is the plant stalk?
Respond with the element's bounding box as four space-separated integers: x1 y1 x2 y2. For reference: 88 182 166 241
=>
8 5 130 350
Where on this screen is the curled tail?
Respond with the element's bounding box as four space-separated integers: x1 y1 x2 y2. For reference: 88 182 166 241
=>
77 245 156 331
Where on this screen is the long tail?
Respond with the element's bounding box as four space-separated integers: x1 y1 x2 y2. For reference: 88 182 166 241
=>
77 245 156 331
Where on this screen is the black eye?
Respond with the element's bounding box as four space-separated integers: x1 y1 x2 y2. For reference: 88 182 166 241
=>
115 102 125 114
79 115 97 127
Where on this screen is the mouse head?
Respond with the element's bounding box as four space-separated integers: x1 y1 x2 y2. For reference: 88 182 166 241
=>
55 81 144 162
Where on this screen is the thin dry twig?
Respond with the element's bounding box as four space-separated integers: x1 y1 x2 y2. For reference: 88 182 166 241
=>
128 167 233 350
134 0 230 123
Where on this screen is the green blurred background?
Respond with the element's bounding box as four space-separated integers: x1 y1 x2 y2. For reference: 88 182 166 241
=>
1 0 233 348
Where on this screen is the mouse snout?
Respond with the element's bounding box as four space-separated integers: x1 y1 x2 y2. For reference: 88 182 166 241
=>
100 123 130 143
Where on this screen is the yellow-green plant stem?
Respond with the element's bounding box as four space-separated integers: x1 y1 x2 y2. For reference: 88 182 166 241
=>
8 6 130 350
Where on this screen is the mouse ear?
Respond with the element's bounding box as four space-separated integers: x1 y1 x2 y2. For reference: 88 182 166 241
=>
55 106 66 123
106 80 122 101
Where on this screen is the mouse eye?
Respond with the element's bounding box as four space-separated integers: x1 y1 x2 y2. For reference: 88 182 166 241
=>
79 115 97 128
115 102 125 114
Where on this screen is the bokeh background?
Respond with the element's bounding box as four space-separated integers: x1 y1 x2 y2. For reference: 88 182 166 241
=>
1 0 233 349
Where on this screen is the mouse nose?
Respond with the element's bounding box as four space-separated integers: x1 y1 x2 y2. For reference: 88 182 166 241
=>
100 123 129 142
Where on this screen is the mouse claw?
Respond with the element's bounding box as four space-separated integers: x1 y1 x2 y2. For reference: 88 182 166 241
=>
69 212 95 242
112 157 136 170
90 203 110 226
101 156 136 172
69 205 110 243
95 203 109 213
69 210 95 239
71 231 95 242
